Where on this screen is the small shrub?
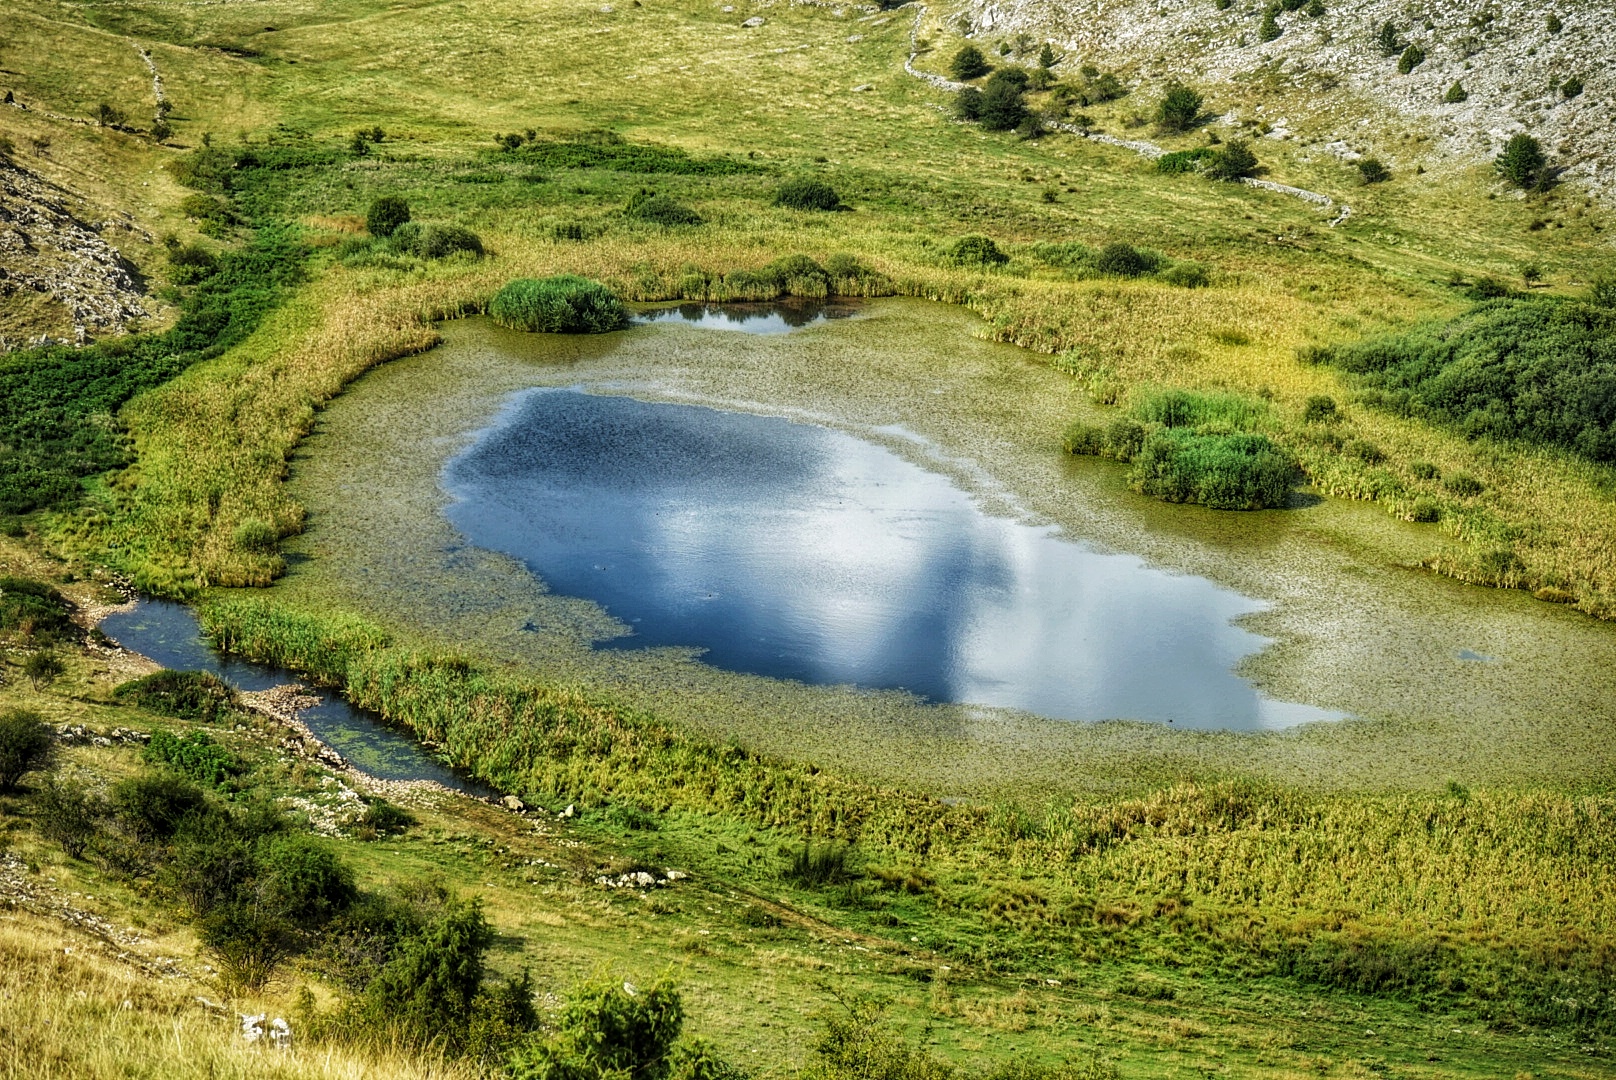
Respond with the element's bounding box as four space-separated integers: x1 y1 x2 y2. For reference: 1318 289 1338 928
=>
23 652 64 690
143 729 238 787
232 517 279 553
774 177 843 211
1094 242 1156 278
783 843 857 887
1464 276 1513 300
1346 439 1385 463
258 833 357 923
1358 158 1391 184
114 670 236 722
1159 261 1210 288
1259 7 1282 42
358 800 417 837
1445 473 1484 497
111 772 206 842
35 776 104 857
1156 147 1214 174
1411 460 1440 480
949 45 991 81
1062 421 1106 456
603 802 661 830
1444 81 1469 103
1305 0 1324 15
1129 430 1298 510
1410 498 1441 523
1203 140 1258 180
356 898 497 1043
954 86 983 121
1156 81 1203 131
95 102 127 128
625 190 703 226
1064 419 1146 461
1546 13 1562 32
1396 44 1426 74
946 235 1008 267
1590 275 1616 309
199 901 297 993
979 76 1028 131
1037 42 1056 69
1376 21 1402 56
366 196 411 238
0 709 54 790
1561 76 1583 99
1302 395 1338 423
489 276 629 333
392 222 485 258
510 978 688 1080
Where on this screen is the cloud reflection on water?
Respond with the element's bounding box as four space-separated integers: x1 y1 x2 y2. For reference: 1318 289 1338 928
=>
445 388 1340 731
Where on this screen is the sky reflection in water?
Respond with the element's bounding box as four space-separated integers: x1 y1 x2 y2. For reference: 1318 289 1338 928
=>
634 301 859 335
445 389 1341 731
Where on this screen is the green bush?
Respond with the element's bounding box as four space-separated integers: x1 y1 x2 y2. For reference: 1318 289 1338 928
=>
1410 498 1441 523
1318 297 1616 461
1063 419 1146 461
0 578 76 645
511 978 686 1080
1302 395 1338 423
946 235 1008 267
1358 158 1391 184
392 222 486 258
357 898 499 1044
1156 147 1214 174
1446 473 1484 497
1202 140 1258 180
1444 81 1468 103
114 670 236 722
489 276 629 333
1590 275 1616 310
0 709 54 790
1159 262 1210 288
1397 44 1426 74
1094 242 1159 278
1259 7 1282 42
1134 387 1270 431
1376 21 1402 56
954 86 983 121
34 775 104 857
978 74 1028 131
366 196 411 238
111 772 207 842
23 652 64 690
949 45 991 80
143 729 239 787
1128 429 1298 509
625 190 703 226
258 833 357 923
232 517 279 553
1411 460 1440 480
774 177 843 211
1346 439 1385 463
1562 76 1583 99
1156 81 1203 131
359 800 417 837
199 900 298 993
1496 134 1548 190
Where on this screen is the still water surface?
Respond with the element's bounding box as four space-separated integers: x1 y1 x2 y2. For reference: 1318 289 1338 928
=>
444 388 1341 731
101 600 482 790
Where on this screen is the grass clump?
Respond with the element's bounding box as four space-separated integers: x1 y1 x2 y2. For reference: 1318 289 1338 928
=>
489 276 629 333
946 235 1008 267
389 222 485 259
366 196 411 238
143 729 240 788
783 842 858 888
1128 429 1298 509
113 670 236 723
775 177 844 211
625 189 703 226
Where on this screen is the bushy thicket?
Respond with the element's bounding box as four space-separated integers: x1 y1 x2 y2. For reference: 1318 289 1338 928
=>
143 728 239 787
1026 242 1208 287
0 709 54 791
489 276 629 333
113 669 237 722
774 177 843 211
625 189 703 226
0 577 77 645
0 171 307 514
1312 296 1616 461
389 220 485 258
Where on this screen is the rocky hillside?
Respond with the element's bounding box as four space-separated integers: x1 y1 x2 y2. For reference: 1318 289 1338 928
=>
956 0 1616 205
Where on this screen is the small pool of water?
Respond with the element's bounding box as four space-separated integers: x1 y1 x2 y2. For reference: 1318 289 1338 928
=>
635 300 859 335
101 600 485 791
444 388 1342 731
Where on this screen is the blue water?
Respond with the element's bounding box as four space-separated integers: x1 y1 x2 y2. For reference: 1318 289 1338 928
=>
444 388 1342 731
635 300 858 335
101 600 485 790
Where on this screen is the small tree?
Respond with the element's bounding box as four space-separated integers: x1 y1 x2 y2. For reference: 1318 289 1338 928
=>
1444 81 1468 103
954 86 983 121
1376 20 1402 56
1521 264 1542 288
95 102 126 128
1397 44 1426 74
1258 7 1282 42
24 651 64 691
1561 76 1583 99
948 45 990 81
366 196 411 237
1496 133 1547 189
1357 158 1391 184
360 899 495 1040
1203 140 1258 180
35 776 102 857
1156 81 1203 132
1037 42 1056 69
0 709 53 790
978 78 1028 131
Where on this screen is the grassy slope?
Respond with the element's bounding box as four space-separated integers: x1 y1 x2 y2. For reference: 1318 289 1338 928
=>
1 0 1616 1076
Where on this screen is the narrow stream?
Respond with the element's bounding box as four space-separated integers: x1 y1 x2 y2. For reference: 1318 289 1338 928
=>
101 600 485 792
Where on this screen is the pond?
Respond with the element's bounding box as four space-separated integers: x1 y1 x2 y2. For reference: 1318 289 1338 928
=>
635 300 859 334
273 299 1616 796
445 387 1338 731
101 600 485 792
